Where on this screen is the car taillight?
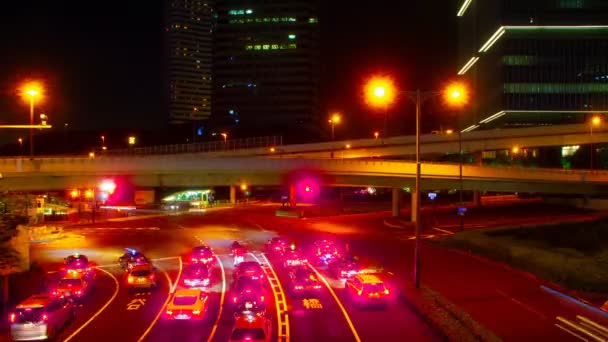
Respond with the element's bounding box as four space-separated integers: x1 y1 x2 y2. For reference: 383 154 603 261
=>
184 279 191 284
260 295 265 301
149 274 155 280
51 290 57 296
233 297 237 303
191 258 197 262
9 313 15 323
357 290 363 296
203 278 210 285
41 314 48 322
245 289 251 293
75 290 82 295
128 276 134 283
295 285 303 290
166 310 173 316
384 289 390 295
313 285 322 289
192 310 201 315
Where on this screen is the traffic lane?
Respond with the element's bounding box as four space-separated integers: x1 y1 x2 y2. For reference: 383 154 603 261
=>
344 238 574 341
266 258 356 342
209 254 278 342
65 261 177 342
145 261 224 342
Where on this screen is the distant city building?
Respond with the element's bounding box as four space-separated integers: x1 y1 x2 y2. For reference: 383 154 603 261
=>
212 0 320 138
163 0 213 124
457 0 608 132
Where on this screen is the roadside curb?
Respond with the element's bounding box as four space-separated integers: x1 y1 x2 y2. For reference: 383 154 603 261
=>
401 281 502 342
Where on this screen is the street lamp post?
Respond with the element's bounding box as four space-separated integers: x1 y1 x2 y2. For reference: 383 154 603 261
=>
328 113 341 140
221 132 228 145
21 82 43 157
365 78 468 289
591 116 601 171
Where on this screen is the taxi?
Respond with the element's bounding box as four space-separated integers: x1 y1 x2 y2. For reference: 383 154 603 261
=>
165 289 208 320
52 272 90 301
345 274 390 307
118 248 150 271
126 263 157 290
229 313 272 342
10 294 75 341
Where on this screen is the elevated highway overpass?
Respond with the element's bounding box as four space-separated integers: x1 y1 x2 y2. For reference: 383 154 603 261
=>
108 123 608 160
0 155 606 195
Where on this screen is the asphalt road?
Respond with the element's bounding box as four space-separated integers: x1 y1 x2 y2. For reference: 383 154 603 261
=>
18 202 608 341
24 207 440 342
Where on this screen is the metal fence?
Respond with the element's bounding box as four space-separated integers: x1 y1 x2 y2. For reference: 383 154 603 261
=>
106 135 282 155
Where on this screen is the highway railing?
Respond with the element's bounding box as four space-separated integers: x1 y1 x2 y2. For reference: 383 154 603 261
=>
105 135 283 155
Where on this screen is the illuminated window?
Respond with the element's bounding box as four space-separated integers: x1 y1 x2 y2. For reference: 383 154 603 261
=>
271 44 279 50
288 34 296 40
562 145 580 157
502 55 537 66
308 17 318 23
245 45 253 50
558 0 585 8
262 44 270 50
245 9 253 14
504 83 608 94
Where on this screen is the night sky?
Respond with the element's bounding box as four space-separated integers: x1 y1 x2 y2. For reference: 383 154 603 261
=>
0 0 457 143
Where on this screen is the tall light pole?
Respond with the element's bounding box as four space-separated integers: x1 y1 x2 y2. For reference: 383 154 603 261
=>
221 132 228 147
21 82 43 157
364 78 469 289
591 115 601 171
328 113 341 140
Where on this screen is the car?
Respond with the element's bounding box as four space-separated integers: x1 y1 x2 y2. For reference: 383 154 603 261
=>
233 261 265 281
232 277 266 308
233 299 267 318
229 313 272 342
63 253 92 277
182 264 211 288
345 274 390 307
51 272 91 301
126 263 157 290
289 267 322 295
265 237 289 256
309 239 341 265
118 248 150 271
190 245 214 264
328 254 361 279
165 289 209 320
10 294 75 341
282 249 308 268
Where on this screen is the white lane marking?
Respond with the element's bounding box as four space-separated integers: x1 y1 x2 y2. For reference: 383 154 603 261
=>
137 270 175 342
496 290 549 320
171 257 183 293
557 316 606 341
250 253 290 342
432 227 454 235
207 255 227 342
576 316 608 337
63 268 120 342
555 323 589 341
308 263 362 342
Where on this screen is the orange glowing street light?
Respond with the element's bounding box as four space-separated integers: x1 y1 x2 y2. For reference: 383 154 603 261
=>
328 112 341 140
374 131 379 139
364 76 396 137
592 116 601 126
240 184 248 191
590 115 602 171
20 81 44 157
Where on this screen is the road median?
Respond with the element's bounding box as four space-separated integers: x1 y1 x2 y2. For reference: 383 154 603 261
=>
398 278 502 341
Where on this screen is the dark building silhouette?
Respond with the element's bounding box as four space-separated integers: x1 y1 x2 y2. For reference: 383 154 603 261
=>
212 0 320 140
457 0 608 132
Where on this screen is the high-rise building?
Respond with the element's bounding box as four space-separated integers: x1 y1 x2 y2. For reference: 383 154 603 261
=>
457 0 608 132
213 0 320 138
164 0 214 124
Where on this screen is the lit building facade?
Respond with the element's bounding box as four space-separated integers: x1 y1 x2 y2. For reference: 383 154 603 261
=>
457 0 608 132
164 0 214 124
213 0 320 137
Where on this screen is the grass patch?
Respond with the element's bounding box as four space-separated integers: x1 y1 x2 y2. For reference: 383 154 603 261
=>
436 219 608 293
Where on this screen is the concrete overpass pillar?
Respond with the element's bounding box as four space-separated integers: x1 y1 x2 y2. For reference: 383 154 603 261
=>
289 184 296 207
473 190 481 207
392 188 400 217
230 186 236 205
410 190 418 222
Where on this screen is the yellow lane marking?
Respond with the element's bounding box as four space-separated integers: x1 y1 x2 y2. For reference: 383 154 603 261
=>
207 255 227 342
63 268 120 342
308 263 362 342
137 258 181 342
